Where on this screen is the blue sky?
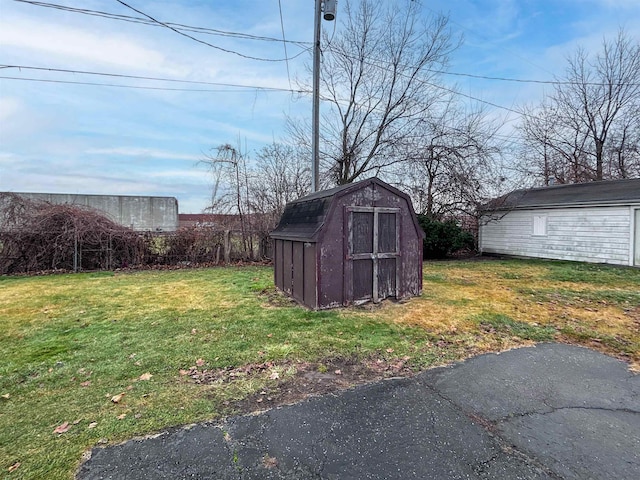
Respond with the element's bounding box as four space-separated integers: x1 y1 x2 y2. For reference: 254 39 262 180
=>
1 0 638 213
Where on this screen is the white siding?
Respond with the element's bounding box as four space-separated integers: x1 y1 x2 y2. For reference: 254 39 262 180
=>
480 206 634 266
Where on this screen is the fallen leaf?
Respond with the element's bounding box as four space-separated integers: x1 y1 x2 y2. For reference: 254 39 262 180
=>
386 348 394 353
267 333 273 338
53 422 70 434
196 358 205 367
138 372 153 381
111 393 125 403
73 419 81 425
129 353 137 359
134 361 142 366
8 462 21 473
334 369 342 375
191 329 197 335
117 413 127 420
80 381 91 387
1 393 10 399
269 371 280 380
87 422 98 429
262 455 278 469
179 369 189 376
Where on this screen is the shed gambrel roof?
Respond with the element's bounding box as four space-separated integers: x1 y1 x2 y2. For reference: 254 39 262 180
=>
270 177 422 242
483 178 640 211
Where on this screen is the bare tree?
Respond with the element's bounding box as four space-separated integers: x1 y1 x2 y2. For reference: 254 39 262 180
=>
393 98 503 218
290 0 459 186
248 142 310 224
604 107 640 179
518 99 592 185
520 29 640 183
201 143 253 254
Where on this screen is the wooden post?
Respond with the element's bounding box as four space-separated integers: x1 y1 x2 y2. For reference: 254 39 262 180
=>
224 230 231 264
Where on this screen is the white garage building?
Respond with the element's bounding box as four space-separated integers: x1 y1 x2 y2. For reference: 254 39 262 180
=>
479 179 640 267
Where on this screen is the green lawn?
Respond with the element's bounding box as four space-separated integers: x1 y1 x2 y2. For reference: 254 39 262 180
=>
1 260 638 479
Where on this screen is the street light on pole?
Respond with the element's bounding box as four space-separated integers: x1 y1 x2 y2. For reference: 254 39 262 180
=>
312 0 336 192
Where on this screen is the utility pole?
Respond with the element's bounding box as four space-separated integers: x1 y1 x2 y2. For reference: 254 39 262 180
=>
312 0 336 192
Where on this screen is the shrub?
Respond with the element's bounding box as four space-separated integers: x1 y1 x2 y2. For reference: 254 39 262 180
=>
0 193 148 273
417 215 475 259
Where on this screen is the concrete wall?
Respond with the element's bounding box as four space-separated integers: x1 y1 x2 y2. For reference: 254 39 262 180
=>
10 193 179 231
480 205 640 267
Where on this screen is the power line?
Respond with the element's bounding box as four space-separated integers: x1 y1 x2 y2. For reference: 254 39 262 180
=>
278 0 292 90
323 47 536 120
112 0 308 62
0 64 305 93
0 75 308 93
14 0 310 47
15 1 627 88
429 69 640 87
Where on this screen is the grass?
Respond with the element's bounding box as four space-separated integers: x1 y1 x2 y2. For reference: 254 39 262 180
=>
1 259 639 478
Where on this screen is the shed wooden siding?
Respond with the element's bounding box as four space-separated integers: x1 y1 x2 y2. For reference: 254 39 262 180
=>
274 239 317 308
480 206 634 265
316 183 422 307
271 177 424 309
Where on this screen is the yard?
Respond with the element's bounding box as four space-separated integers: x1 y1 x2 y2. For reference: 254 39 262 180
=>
1 259 639 479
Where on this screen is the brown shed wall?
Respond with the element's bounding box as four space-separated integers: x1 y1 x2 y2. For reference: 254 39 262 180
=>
315 182 423 308
273 238 318 309
271 178 423 310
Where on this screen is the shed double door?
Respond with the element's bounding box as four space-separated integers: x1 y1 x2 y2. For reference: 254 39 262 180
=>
346 207 400 303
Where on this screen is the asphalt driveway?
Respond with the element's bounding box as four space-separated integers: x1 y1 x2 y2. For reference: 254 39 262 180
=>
77 343 640 479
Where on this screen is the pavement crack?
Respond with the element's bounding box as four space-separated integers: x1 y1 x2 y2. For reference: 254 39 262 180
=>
472 452 499 476
422 382 564 480
217 425 243 479
311 420 334 478
496 404 640 423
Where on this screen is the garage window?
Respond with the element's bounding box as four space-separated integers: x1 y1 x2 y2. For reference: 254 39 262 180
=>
533 215 547 236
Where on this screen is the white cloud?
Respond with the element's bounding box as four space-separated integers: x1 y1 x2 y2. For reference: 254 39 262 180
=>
0 96 56 144
0 97 21 123
85 147 201 162
0 15 181 75
147 169 209 181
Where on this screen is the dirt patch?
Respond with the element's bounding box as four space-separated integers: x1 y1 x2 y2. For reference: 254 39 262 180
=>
183 356 415 414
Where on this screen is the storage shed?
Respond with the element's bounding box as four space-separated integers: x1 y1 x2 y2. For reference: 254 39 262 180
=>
479 179 640 267
270 177 424 309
